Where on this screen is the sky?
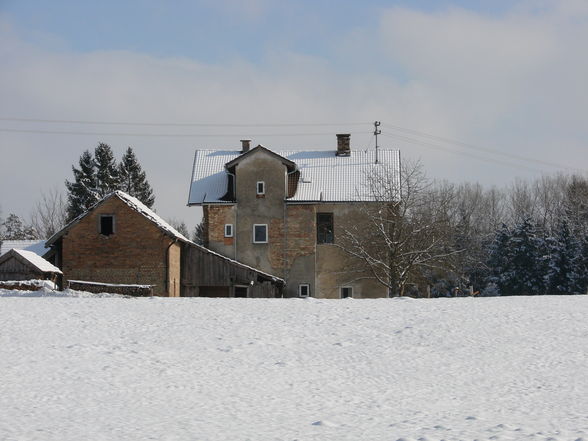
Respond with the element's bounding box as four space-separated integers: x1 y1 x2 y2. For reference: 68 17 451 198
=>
1 0 587 231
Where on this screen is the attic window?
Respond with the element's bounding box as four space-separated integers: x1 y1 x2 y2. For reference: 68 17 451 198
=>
100 215 115 236
256 181 265 196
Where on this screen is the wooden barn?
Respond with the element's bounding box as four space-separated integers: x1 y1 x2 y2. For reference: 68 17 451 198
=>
46 191 284 297
0 248 62 283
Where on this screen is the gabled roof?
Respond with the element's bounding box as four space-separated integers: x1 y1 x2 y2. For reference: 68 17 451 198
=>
0 248 62 274
188 148 400 205
45 191 284 284
46 190 190 246
0 240 47 257
225 145 297 172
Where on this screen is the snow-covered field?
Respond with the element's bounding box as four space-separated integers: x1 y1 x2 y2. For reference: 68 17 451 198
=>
1 290 587 441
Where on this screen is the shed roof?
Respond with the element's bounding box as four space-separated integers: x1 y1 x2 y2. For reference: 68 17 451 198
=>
0 248 62 274
188 148 400 205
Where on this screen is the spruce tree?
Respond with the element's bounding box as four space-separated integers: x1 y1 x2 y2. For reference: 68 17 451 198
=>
545 221 582 294
502 218 546 295
65 150 99 221
118 147 155 207
1 214 38 240
485 223 511 295
94 143 119 197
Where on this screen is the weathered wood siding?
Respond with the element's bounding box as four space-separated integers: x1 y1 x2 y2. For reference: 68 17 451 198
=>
0 255 45 281
181 244 282 298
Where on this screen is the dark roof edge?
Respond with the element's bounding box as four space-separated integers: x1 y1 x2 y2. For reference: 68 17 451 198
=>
224 145 297 172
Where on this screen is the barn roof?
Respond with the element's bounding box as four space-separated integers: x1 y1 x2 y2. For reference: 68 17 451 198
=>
188 147 400 205
45 191 284 284
0 240 48 257
46 191 190 246
0 248 62 274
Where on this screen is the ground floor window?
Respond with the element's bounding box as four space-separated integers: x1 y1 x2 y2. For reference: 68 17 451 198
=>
234 286 248 297
298 284 310 297
341 286 353 298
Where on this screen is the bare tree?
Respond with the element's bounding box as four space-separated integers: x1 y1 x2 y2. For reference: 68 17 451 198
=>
167 218 190 238
340 159 461 296
31 188 68 239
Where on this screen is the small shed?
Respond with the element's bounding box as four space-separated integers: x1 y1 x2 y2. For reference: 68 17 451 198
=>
0 248 62 283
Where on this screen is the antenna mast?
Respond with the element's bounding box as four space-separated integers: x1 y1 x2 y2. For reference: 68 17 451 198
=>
374 121 381 163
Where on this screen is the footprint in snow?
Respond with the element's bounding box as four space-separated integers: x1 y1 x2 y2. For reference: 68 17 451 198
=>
311 420 338 427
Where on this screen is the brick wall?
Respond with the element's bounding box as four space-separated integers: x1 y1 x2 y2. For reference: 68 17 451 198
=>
61 197 178 296
285 205 316 262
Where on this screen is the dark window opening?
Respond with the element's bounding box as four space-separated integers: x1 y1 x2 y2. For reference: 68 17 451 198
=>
234 286 248 298
317 213 334 244
224 224 233 237
299 284 310 297
100 215 114 236
341 287 353 298
257 181 265 195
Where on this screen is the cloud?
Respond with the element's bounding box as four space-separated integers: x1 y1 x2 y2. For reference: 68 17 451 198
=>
0 3 587 227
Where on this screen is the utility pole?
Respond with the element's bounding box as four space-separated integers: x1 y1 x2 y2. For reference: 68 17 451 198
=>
374 121 381 164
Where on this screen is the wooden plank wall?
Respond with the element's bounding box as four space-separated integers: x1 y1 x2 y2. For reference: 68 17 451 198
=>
181 244 282 298
0 256 43 281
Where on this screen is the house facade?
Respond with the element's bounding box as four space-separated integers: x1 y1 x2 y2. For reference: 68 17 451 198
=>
188 135 400 298
47 191 284 297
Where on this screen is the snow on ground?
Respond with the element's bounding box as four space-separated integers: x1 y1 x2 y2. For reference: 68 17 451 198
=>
1 291 587 441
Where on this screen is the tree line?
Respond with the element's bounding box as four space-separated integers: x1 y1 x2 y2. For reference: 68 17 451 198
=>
341 161 588 296
0 144 155 240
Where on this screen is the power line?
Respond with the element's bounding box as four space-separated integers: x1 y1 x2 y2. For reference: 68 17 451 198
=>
0 117 371 128
383 121 580 172
0 128 362 138
381 132 550 174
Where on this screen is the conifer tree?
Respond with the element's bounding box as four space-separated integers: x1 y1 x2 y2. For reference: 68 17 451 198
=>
502 218 546 295
545 221 582 294
0 214 38 240
65 150 99 221
94 143 119 197
118 147 155 207
485 223 511 295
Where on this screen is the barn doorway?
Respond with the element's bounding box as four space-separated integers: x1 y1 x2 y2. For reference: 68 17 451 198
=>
234 285 249 298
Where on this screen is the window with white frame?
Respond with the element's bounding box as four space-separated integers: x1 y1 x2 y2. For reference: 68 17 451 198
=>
224 224 233 237
298 284 310 298
253 224 268 243
341 286 353 298
256 181 265 195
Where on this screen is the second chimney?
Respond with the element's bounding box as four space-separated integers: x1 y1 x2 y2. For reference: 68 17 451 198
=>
336 134 351 156
240 139 251 153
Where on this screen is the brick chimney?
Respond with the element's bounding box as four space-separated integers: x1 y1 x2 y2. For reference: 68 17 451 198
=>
240 139 251 153
336 134 351 156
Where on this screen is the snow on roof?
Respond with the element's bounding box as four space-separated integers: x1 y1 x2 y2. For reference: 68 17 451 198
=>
188 148 400 205
11 249 62 274
113 191 190 242
44 191 284 283
0 240 48 257
46 191 189 245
